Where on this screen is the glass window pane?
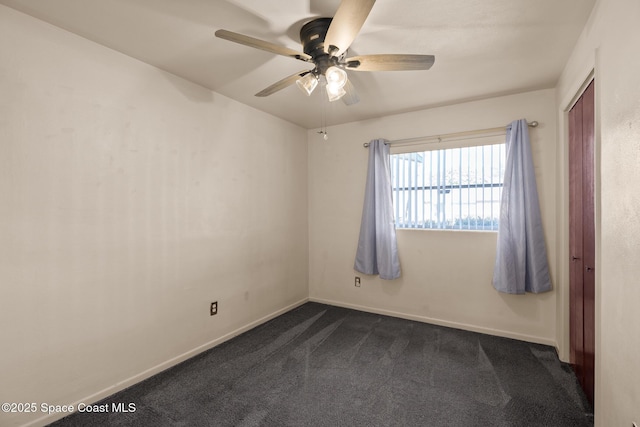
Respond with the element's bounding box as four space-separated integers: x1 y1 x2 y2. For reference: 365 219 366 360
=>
390 143 505 231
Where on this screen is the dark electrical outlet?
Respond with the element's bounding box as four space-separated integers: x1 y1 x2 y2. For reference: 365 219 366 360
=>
210 301 218 316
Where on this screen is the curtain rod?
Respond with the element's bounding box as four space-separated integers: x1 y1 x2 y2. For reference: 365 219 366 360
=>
362 121 539 148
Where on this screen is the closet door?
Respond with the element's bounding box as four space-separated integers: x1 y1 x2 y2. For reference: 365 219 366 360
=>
568 79 595 405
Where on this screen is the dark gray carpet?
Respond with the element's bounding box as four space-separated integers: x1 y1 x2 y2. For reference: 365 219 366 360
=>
51 302 593 426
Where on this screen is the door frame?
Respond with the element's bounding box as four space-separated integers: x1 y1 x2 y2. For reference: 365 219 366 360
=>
557 70 600 405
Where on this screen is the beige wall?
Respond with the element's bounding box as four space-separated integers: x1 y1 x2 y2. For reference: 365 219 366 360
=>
6 0 639 425
556 0 640 425
0 6 308 427
308 89 559 346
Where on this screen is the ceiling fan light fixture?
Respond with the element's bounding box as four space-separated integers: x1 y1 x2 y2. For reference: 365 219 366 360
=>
325 66 348 89
325 66 348 102
296 73 318 96
326 84 347 102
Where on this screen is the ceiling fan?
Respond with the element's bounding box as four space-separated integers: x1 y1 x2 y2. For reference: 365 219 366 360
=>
215 0 435 105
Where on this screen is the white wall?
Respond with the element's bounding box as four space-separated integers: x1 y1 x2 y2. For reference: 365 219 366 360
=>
0 6 308 427
8 0 637 425
556 0 640 425
308 89 559 346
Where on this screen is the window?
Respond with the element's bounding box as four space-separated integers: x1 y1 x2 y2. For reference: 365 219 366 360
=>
390 142 506 230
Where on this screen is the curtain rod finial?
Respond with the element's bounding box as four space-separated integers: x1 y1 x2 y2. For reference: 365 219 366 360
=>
529 121 539 127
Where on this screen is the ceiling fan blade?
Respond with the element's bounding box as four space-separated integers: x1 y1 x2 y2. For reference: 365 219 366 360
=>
324 0 376 57
255 70 313 97
345 54 435 71
215 29 312 62
342 79 360 105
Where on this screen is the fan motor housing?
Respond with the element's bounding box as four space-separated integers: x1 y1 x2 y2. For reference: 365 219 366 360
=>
300 18 332 58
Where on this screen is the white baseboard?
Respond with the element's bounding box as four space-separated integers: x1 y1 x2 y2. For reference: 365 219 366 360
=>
26 298 309 427
309 297 558 349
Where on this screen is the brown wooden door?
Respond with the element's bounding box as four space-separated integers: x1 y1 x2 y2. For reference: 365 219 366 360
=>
568 80 595 405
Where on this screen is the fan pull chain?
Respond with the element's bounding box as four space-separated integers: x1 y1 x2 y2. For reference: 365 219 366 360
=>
317 88 328 140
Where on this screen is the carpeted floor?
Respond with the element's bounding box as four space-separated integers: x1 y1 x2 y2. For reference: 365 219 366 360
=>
51 302 593 426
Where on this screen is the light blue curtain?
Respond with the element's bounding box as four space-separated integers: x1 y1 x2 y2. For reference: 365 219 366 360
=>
354 139 401 280
493 119 551 294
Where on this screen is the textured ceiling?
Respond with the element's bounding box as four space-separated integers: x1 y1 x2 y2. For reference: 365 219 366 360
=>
0 0 595 129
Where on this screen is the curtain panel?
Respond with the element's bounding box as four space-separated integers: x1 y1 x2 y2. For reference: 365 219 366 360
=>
354 139 401 280
493 119 552 294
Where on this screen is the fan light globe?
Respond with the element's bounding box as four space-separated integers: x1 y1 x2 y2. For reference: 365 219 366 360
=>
325 66 348 101
326 84 347 102
325 66 347 89
296 73 318 96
